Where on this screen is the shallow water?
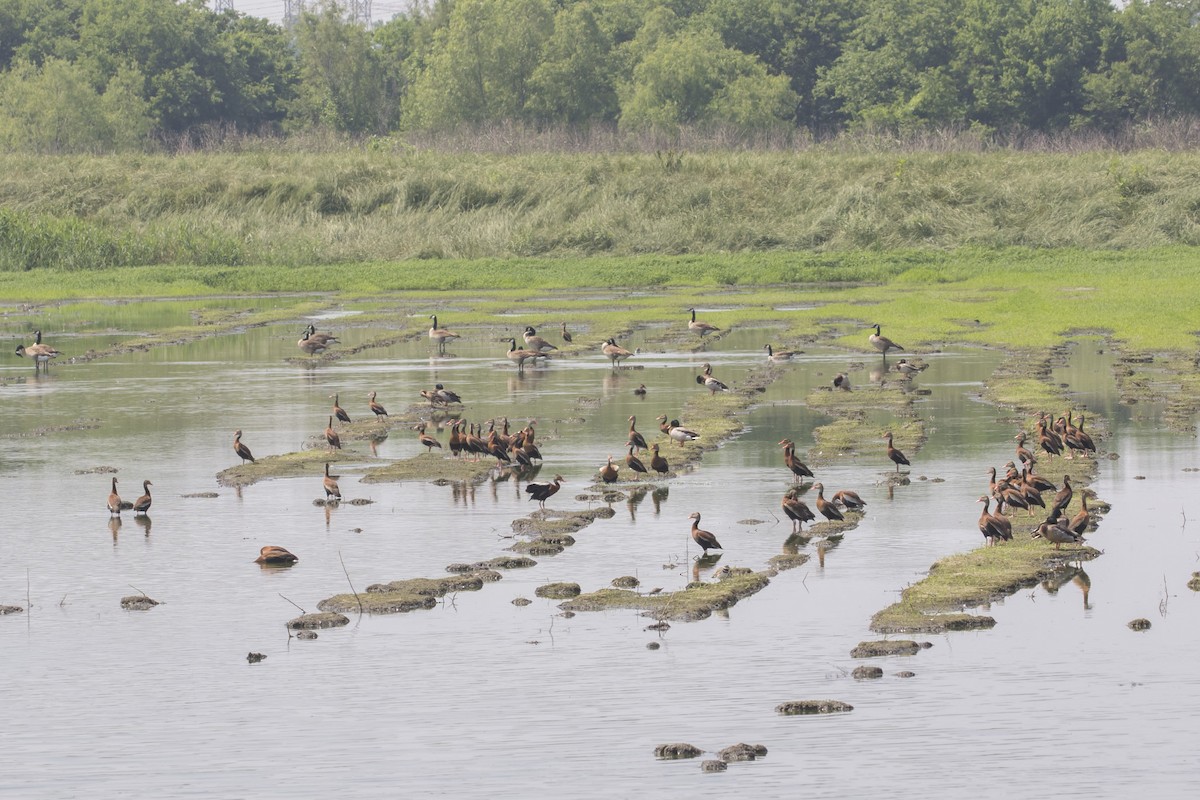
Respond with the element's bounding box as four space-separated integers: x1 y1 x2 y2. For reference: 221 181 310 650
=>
1 312 1198 798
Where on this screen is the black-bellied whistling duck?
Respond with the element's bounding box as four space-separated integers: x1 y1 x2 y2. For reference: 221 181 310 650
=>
429 315 460 352
1025 464 1057 493
305 324 338 346
255 545 298 565
330 393 351 423
688 308 720 338
415 423 442 454
989 497 1014 543
600 455 619 483
368 391 388 417
764 344 800 361
884 431 910 472
869 324 904 357
448 422 463 457
602 338 633 368
1065 412 1097 458
523 326 557 352
688 511 723 553
509 441 534 467
486 430 511 465
504 337 544 372
1031 518 1083 550
626 445 649 479
782 487 816 532
324 417 341 450
297 330 327 355
107 477 122 517
323 463 341 500
560 322 573 344
464 423 488 461
525 475 565 509
628 415 648 453
832 490 866 512
1051 475 1073 516
133 480 153 516
778 439 814 482
634 383 647 396
1068 493 1091 535
812 483 844 522
977 496 1011 546
656 414 672 436
233 429 255 464
833 372 851 391
1015 432 1035 465
435 384 462 405
650 443 669 476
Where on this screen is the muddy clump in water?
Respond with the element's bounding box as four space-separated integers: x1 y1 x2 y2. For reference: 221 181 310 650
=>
768 553 810 571
1188 572 1200 592
182 492 220 499
1128 618 1151 631
446 556 537 573
654 743 703 759
775 700 853 715
1 604 25 615
561 570 771 622
535 582 581 599
612 576 640 589
120 595 160 611
288 612 350 629
319 575 487 614
852 666 884 680
851 640 922 658
700 760 727 772
512 597 532 607
719 743 767 762
246 652 266 664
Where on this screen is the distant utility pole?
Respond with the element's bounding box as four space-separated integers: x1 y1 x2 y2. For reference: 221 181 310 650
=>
213 0 234 11
347 1 372 25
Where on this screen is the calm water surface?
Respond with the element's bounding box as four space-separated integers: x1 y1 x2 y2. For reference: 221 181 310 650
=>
1 313 1198 798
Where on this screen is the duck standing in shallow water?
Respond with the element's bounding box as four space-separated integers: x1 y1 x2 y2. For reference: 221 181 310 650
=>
688 512 723 554
107 477 122 517
884 431 910 472
133 480 153 516
688 308 721 338
255 546 298 565
869 324 904 358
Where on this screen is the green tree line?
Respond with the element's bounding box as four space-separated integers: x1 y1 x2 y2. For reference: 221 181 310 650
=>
2 0 1199 152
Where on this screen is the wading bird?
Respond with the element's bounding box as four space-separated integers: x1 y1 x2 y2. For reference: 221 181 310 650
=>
688 512 723 554
884 431 910 472
525 475 565 509
429 315 460 353
233 430 255 464
869 324 904 358
330 393 351 423
132 480 153 516
688 308 720 338
323 463 341 500
601 338 633 369
368 391 388 417
107 477 122 517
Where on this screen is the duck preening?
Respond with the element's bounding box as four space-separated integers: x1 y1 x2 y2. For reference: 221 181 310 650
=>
323 463 341 500
368 391 388 417
504 337 547 372
688 308 721 338
525 475 565 509
107 477 122 517
255 546 298 565
778 438 815 482
884 431 910 472
133 480 153 516
523 326 557 352
831 490 866 512
233 429 255 464
781 488 816 532
601 338 633 368
600 455 619 484
330 393 351 423
869 324 904 357
1031 518 1083 550
833 372 851 391
688 511 723 554
764 344 800 361
429 315 461 353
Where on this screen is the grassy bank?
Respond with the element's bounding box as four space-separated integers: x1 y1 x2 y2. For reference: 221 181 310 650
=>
2 149 1200 269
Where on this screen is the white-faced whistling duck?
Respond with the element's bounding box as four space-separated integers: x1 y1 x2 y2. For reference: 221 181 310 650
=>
688 512 723 553
812 483 844 522
628 415 648 453
764 344 800 361
884 431 910 472
330 393 351 423
782 488 816 532
832 489 866 512
626 445 649 479
504 337 545 372
255 545 298 564
323 463 341 499
869 324 904 357
368 391 388 417
525 475 565 509
602 338 633 368
305 324 338 345
107 477 122 517
435 383 462 405
1031 518 1083 550
560 322 573 344
523 326 557 352
1051 475 1073 516
778 439 814 481
297 330 328 355
688 308 720 338
833 372 851 391
234 429 255 464
322 417 340 451
415 422 442 454
133 480 153 515
429 315 460 352
634 383 648 396
600 455 619 483
665 418 699 447
650 443 669 476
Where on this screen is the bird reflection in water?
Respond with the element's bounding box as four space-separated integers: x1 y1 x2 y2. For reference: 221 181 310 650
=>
651 486 669 515
1041 565 1092 610
108 516 122 543
783 532 811 554
626 486 648 521
450 480 474 508
817 534 843 567
133 515 152 537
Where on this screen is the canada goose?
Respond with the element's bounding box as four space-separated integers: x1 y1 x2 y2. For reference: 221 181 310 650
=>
415 422 442 454
869 324 904 357
884 431 910 472
305 324 338 345
255 545 298 565
324 416 341 450
297 330 328 355
601 338 633 368
688 308 720 338
368 391 388 417
233 430 255 464
429 315 460 352
560 322 573 344
330 393 351 423
688 511 723 554
525 475 565 509
107 477 122 517
504 337 546 372
15 333 61 370
764 344 800 361
649 443 669 476
523 326 557 352
627 416 649 453
323 463 341 500
132 480 153 516
833 372 851 391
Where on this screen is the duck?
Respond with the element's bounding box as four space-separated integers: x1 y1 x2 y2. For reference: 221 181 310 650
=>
884 431 910 472
781 487 816 532
989 496 1015 543
1065 412 1097 458
892 358 922 377
368 391 388 417
1015 432 1035 466
448 421 464 458
764 344 800 362
633 383 648 396
626 445 649 479
696 364 730 394
504 337 545 372
778 438 815 482
304 324 338 346
687 308 720 338
833 372 851 391
1036 417 1063 460
297 330 328 355
601 338 633 368
688 511 723 554
977 495 1011 546
330 393 351 423
600 455 619 484
255 546 298 565
649 443 670 476
132 480 153 516
832 489 866 512
107 477 122 517
323 416 342 450
15 339 61 370
627 416 649 453
435 383 463 405
523 326 557 352
560 322 573 344
485 429 511 465
525 475 565 509
464 423 489 461
869 324 904 357
1068 493 1091 535
1050 475 1074 516
415 422 442 454
660 417 700 447
1031 518 1083 550
812 483 844 522
323 463 341 500
419 389 443 408
429 315 460 352
233 429 255 464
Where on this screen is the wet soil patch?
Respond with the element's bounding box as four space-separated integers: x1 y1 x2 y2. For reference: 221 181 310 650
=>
719 743 767 762
654 743 703 759
1 605 24 615
319 574 487 614
560 570 772 622
535 582 581 599
287 612 350 629
852 666 884 680
851 640 923 658
776 700 854 715
120 595 160 611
